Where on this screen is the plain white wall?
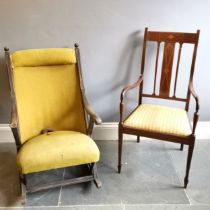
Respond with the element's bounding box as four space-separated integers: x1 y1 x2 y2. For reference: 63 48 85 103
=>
0 0 209 123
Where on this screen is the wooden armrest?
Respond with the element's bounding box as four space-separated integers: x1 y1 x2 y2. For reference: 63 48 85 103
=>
82 93 102 125
120 75 143 122
120 75 144 103
189 81 200 134
189 81 199 113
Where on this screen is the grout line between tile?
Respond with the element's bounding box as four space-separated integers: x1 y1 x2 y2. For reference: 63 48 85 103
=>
123 204 126 210
58 168 66 206
123 204 210 206
184 188 193 205
2 204 210 209
8 203 209 209
120 199 125 210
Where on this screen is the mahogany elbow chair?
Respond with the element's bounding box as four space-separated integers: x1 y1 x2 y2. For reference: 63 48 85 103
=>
4 44 102 204
118 28 200 188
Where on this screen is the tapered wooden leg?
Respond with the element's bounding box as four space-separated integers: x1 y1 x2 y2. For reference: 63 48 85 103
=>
93 164 102 188
21 182 26 205
180 143 184 151
137 135 140 143
118 129 123 173
184 139 195 188
20 175 27 205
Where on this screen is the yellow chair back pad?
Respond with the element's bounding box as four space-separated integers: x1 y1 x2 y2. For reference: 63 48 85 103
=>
12 48 76 67
12 49 86 144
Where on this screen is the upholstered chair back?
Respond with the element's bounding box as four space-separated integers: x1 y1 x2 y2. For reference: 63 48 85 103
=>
11 48 86 144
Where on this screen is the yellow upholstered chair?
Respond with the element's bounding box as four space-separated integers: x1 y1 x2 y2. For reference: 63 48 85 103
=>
4 44 102 203
118 28 200 188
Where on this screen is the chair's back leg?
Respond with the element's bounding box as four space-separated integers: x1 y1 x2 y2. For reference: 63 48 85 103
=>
184 138 195 188
180 143 184 151
137 136 140 143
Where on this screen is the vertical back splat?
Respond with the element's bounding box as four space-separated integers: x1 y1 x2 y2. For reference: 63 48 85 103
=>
153 42 160 95
159 42 175 97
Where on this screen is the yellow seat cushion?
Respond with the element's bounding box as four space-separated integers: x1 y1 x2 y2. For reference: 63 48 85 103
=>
17 131 100 174
123 104 192 137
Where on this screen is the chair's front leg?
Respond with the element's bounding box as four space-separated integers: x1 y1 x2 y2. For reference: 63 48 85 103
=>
184 137 195 188
118 124 123 173
20 174 27 205
92 163 102 188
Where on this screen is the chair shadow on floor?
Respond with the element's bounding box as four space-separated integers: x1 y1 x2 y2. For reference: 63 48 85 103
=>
0 143 22 207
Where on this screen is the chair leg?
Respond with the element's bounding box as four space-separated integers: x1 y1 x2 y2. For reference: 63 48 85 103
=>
184 139 195 188
93 164 102 188
180 143 184 151
118 130 123 173
20 175 27 205
137 135 140 143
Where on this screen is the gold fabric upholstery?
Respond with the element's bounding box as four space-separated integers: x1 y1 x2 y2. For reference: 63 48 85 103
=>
12 48 76 67
17 131 100 174
11 49 86 144
124 104 192 137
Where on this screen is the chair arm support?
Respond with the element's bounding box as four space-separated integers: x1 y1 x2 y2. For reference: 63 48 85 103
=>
82 93 102 136
120 75 144 122
10 111 18 128
82 92 102 125
189 81 200 134
120 75 144 103
189 81 199 113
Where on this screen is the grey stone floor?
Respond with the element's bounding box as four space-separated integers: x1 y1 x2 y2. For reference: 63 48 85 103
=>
0 139 210 210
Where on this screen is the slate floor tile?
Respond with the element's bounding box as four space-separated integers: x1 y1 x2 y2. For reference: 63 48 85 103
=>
60 140 188 205
25 169 64 206
166 140 210 204
0 143 22 207
1 139 210 208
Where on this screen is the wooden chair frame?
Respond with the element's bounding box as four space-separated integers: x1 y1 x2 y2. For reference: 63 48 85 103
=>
4 44 102 204
118 28 200 188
